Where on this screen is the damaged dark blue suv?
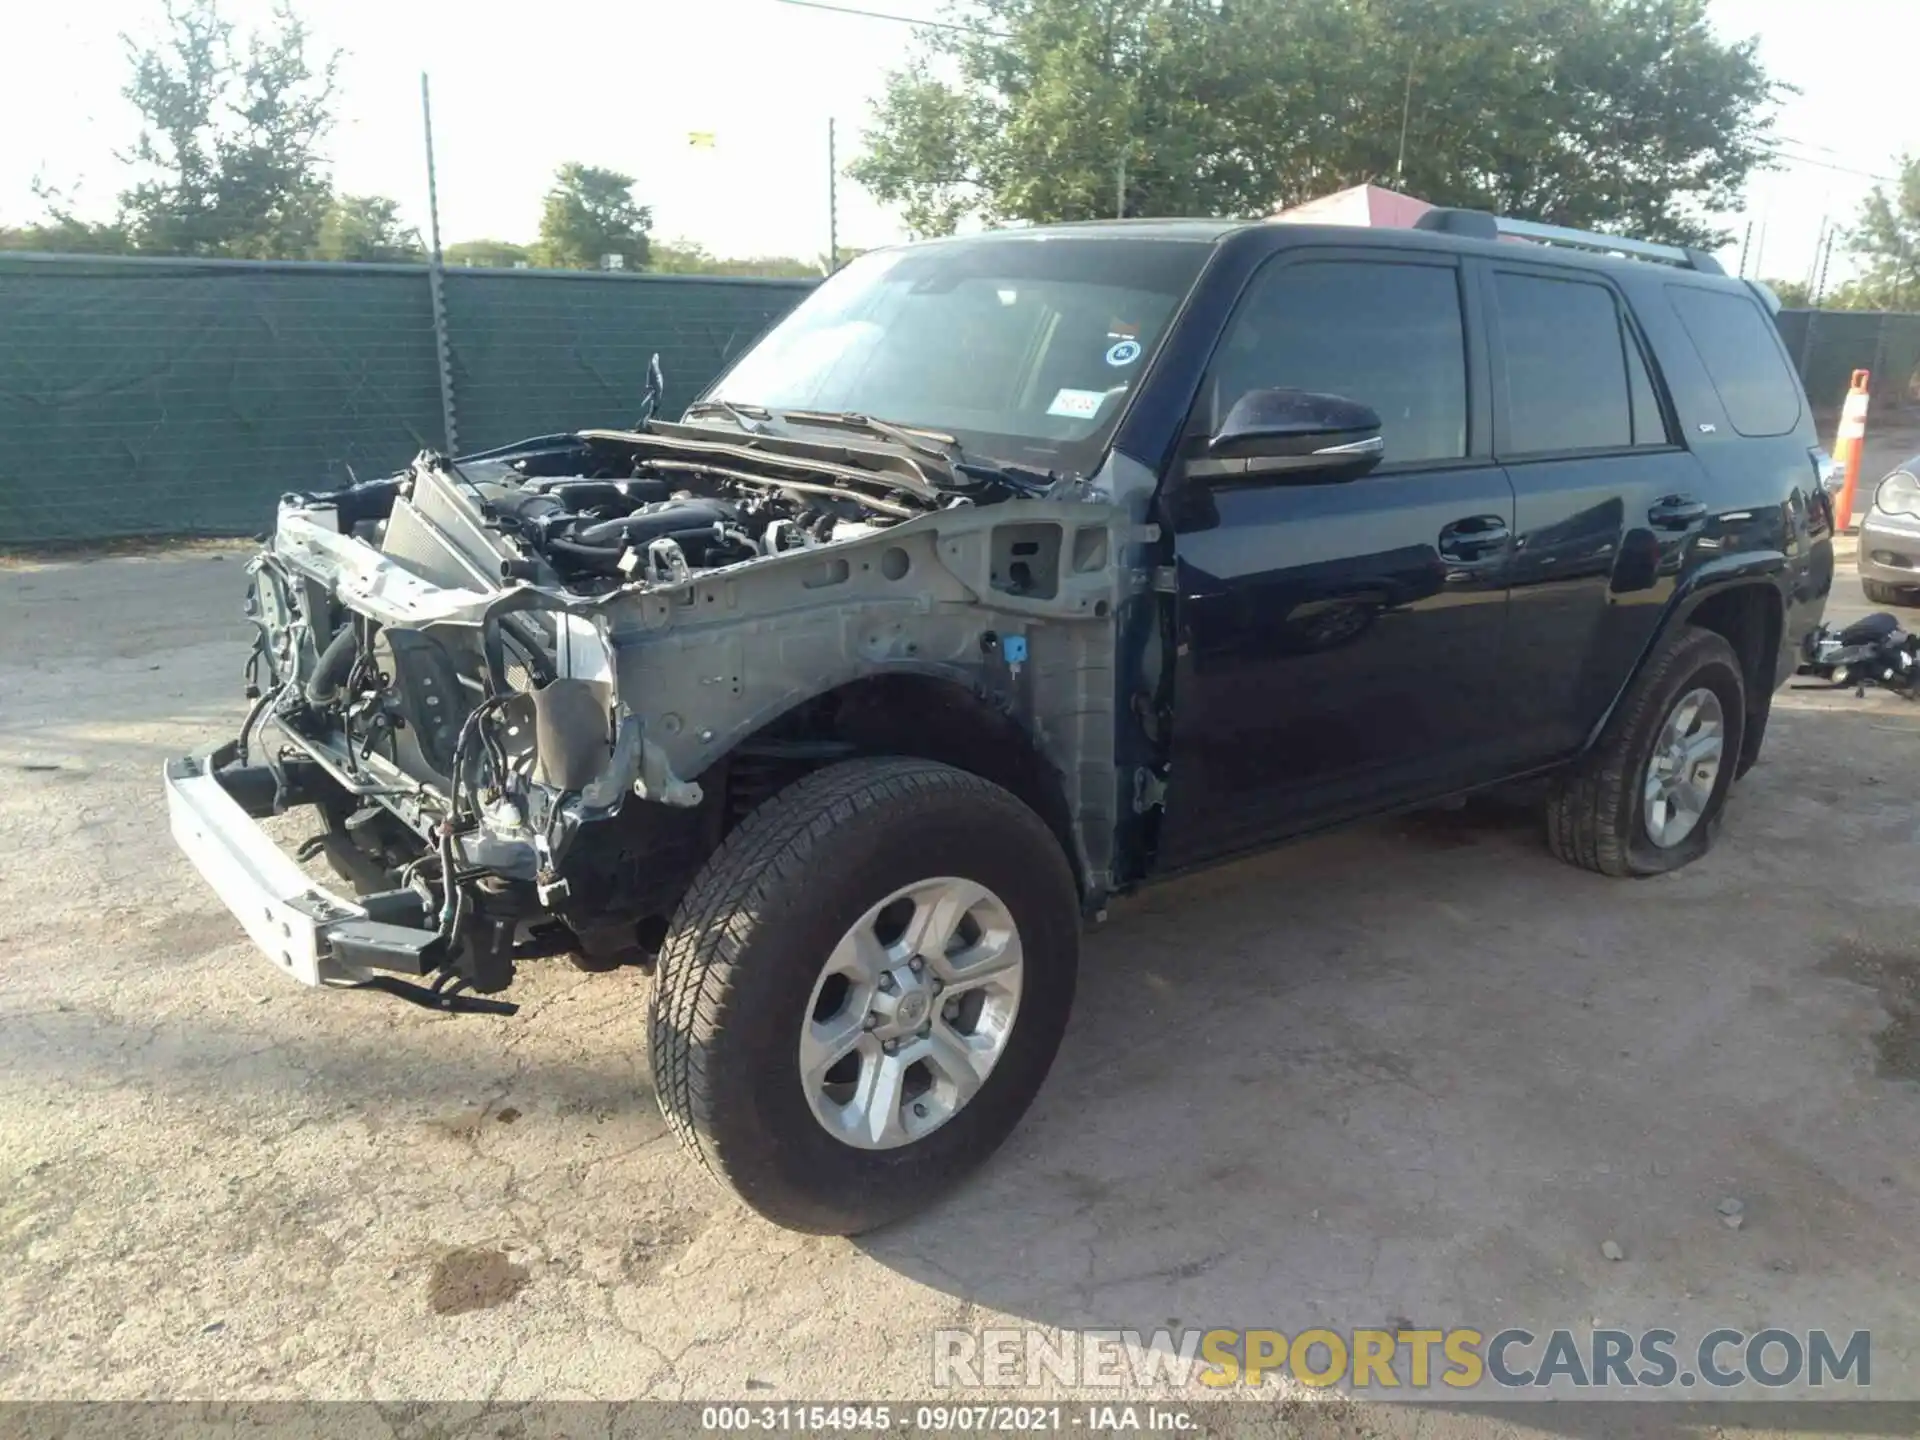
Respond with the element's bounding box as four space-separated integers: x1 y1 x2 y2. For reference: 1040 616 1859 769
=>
168 207 1833 1233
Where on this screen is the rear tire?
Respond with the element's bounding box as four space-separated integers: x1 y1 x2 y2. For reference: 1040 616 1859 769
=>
648 758 1080 1234
1862 578 1915 607
1545 626 1746 877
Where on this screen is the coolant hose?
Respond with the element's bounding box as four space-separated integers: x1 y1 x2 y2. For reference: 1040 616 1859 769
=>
541 536 629 573
573 498 739 547
305 625 359 706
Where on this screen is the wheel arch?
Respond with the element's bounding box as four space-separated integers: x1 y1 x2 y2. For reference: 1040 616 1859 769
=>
704 669 1090 903
1590 571 1784 777
1685 581 1783 776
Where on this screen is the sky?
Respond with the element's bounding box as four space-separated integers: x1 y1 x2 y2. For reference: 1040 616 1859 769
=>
1 0 1914 285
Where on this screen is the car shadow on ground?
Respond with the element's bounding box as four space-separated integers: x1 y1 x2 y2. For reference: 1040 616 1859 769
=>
848 706 1920 1412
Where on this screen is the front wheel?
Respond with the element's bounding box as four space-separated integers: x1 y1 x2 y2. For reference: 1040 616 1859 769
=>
1545 626 1747 877
648 758 1080 1234
1862 577 1916 607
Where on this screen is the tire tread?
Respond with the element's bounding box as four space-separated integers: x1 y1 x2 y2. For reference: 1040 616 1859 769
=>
1862 578 1912 607
648 757 1058 1197
1545 626 1740 878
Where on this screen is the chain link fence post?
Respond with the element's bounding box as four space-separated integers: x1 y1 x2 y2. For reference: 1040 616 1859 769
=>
422 72 458 455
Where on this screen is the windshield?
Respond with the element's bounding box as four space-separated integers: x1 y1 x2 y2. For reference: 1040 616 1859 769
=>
703 235 1212 475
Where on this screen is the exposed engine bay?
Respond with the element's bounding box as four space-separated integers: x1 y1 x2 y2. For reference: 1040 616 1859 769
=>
341 419 1029 595
212 418 1146 1007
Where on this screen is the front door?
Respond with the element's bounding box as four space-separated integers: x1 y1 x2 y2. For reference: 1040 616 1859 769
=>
1155 251 1517 870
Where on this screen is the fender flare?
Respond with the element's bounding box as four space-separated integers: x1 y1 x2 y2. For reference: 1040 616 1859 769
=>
693 661 1093 898
1580 551 1788 758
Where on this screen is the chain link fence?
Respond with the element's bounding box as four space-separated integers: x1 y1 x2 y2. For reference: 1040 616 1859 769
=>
0 253 813 545
1775 309 1920 417
8 255 1920 546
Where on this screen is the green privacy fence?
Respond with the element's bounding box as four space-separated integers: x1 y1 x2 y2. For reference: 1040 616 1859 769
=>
6 254 1916 546
0 252 812 544
1775 309 1920 415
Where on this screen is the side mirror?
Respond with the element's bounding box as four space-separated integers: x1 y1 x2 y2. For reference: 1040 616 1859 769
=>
1193 389 1384 483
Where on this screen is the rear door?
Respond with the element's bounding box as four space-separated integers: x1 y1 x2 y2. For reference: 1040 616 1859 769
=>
1479 260 1708 763
1155 249 1516 869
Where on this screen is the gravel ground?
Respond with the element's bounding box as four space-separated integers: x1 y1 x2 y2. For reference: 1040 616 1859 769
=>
5 498 1920 1435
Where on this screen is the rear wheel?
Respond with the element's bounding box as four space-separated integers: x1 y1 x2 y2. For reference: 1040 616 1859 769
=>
648 758 1079 1234
1546 626 1746 877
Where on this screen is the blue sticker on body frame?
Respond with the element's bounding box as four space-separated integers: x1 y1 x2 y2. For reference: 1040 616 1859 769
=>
1105 339 1142 367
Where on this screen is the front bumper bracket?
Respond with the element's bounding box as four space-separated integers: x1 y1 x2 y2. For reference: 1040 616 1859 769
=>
164 750 448 989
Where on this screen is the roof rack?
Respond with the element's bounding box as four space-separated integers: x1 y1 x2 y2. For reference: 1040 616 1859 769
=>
1414 207 1725 275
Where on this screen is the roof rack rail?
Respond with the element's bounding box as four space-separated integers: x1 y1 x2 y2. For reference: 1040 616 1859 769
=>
1414 207 1725 276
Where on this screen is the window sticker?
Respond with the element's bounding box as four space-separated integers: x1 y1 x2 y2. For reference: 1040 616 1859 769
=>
1105 339 1143 367
1047 388 1108 419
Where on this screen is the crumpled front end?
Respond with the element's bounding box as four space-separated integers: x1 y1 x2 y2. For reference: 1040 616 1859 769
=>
168 423 1145 1003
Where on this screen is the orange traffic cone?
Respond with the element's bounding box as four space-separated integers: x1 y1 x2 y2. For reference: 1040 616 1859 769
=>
1833 369 1872 532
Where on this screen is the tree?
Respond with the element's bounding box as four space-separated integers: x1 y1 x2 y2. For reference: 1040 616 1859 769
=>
116 0 340 258
649 238 822 277
536 163 652 270
1762 277 1813 309
445 239 534 268
113 0 230 255
852 0 1780 247
0 182 131 253
6 3 422 262
647 238 726 273
315 194 423 262
1845 154 1920 311
0 218 132 254
202 1 338 258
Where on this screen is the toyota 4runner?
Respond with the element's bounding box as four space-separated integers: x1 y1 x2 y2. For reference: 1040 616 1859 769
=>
167 208 1834 1233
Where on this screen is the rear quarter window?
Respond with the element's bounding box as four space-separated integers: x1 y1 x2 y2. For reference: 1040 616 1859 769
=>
1664 285 1803 437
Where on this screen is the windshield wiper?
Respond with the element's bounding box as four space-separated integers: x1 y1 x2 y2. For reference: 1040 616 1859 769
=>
776 410 961 467
685 405 1056 501
773 410 1057 497
683 399 774 435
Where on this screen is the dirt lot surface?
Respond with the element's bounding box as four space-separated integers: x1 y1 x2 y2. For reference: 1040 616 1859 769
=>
5 496 1920 1435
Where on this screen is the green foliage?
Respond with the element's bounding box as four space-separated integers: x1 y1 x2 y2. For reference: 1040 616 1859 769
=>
445 239 534 268
1763 277 1813 309
113 0 231 255
1844 154 1920 311
852 0 1780 247
315 194 423 262
536 164 653 270
0 193 132 254
10 2 428 265
437 234 822 278
117 0 340 258
649 238 822 277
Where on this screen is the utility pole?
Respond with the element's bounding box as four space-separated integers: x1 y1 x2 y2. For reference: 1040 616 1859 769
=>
1738 219 1753 278
1394 54 1415 183
420 71 457 456
828 118 839 272
1115 150 1127 220
1806 216 1829 296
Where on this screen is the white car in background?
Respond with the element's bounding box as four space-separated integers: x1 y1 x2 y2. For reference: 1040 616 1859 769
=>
1858 457 1920 605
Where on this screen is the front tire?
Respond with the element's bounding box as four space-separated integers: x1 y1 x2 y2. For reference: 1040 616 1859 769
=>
1545 626 1746 877
648 758 1080 1234
1862 577 1916 607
